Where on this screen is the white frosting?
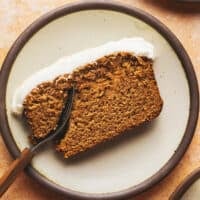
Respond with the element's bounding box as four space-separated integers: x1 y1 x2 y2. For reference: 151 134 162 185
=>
12 37 154 115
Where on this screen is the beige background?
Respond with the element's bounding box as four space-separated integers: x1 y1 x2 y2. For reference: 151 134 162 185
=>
0 0 199 199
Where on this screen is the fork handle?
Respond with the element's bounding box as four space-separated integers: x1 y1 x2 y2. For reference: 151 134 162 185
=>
0 148 34 197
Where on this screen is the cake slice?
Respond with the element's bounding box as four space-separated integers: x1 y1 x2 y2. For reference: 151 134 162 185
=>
12 38 163 158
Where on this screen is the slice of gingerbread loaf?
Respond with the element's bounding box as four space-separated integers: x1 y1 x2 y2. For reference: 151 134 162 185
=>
12 38 163 158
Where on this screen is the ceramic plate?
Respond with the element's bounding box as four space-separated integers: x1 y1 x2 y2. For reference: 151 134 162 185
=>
0 1 199 199
170 168 200 200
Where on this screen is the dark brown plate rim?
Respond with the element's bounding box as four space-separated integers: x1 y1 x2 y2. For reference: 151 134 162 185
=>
170 167 200 200
0 1 199 199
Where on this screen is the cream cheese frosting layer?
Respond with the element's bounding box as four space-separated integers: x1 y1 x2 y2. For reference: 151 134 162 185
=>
12 37 154 115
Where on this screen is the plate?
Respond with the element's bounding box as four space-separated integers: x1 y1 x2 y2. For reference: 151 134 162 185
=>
170 168 200 200
0 1 199 199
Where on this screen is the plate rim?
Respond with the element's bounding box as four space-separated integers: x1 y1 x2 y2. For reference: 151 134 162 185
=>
170 167 200 200
0 1 199 199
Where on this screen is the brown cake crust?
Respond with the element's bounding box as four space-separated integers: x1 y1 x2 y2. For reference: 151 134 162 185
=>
23 52 163 158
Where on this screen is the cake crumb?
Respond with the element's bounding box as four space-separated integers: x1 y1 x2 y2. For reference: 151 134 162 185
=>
23 52 163 158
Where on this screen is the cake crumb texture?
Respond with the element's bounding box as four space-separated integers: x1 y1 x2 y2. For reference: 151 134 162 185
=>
23 52 163 158
23 74 71 139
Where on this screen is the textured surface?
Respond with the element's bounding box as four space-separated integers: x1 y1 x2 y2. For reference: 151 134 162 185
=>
0 0 199 199
24 75 70 139
24 53 162 158
57 54 162 158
